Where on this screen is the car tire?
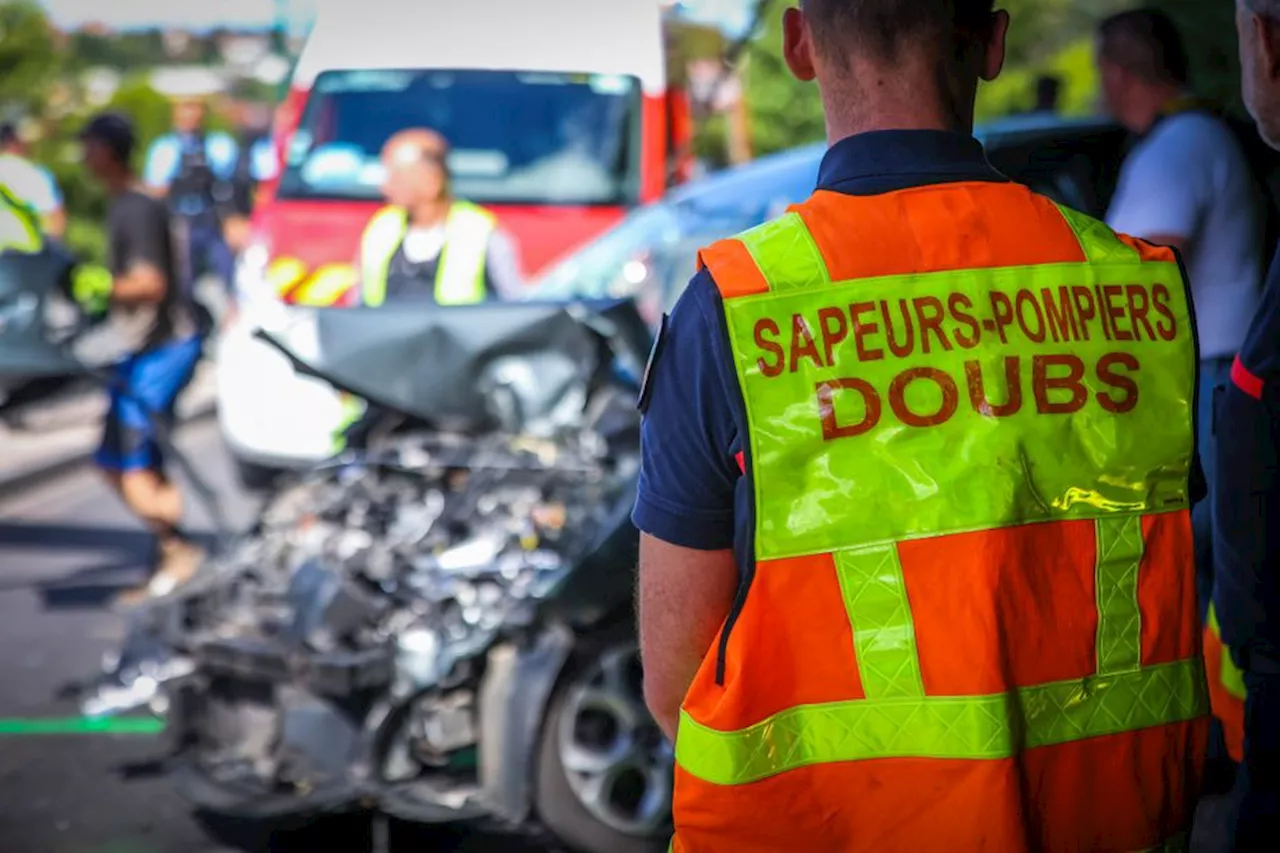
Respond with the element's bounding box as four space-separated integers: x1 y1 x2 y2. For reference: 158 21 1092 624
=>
535 634 672 853
234 458 278 493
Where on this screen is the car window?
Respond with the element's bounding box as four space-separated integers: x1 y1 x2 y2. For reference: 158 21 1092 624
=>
529 150 820 319
986 127 1129 218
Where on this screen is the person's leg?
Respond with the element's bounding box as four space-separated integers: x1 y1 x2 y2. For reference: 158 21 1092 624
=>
100 338 206 601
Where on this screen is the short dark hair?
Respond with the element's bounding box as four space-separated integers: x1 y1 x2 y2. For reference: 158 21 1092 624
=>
800 0 997 63
78 112 137 166
0 122 18 146
1097 8 1190 87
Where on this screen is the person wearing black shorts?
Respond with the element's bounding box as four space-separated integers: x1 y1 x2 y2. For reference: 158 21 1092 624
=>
79 112 206 603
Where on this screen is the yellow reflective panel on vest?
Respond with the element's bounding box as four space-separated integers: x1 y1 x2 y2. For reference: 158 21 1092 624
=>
360 201 494 307
720 216 1196 561
0 181 43 254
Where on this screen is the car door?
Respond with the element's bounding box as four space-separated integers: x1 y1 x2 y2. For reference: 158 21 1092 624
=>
985 123 1130 220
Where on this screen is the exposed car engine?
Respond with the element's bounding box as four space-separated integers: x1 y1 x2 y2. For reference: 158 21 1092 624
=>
74 301 669 852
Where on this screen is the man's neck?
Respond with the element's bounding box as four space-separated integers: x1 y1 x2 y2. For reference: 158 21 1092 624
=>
406 198 451 229
104 170 137 196
820 59 975 144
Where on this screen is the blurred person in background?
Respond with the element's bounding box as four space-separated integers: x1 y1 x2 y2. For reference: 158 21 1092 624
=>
1033 74 1062 112
222 103 279 258
1211 1 1280 848
0 121 66 239
144 96 238 320
354 128 523 306
80 112 206 604
1097 9 1262 726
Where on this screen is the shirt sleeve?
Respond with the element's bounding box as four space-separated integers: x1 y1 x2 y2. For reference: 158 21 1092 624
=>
1105 128 1204 242
143 137 178 188
251 139 279 182
484 228 526 299
208 133 240 181
26 165 61 214
1213 246 1280 663
631 270 741 550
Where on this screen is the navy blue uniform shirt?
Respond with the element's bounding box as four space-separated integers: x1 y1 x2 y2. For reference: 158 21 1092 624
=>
1213 244 1280 842
632 131 1006 556
1214 246 1280 663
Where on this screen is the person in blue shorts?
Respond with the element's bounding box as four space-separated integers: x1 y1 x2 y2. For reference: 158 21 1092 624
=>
80 112 206 603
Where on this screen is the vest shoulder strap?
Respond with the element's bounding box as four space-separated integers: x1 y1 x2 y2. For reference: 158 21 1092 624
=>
446 199 498 233
1052 203 1176 265
363 205 408 244
699 211 827 300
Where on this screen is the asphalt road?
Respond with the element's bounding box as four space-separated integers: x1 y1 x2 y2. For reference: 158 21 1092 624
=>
0 418 555 853
0 416 1239 853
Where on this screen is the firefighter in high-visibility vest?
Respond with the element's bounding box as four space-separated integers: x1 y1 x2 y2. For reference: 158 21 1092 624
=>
346 128 523 307
634 2 1207 851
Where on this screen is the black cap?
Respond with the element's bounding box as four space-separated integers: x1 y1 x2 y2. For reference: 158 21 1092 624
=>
78 111 136 163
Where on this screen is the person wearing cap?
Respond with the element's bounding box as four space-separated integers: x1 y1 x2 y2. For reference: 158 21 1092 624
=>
80 112 206 604
143 97 239 309
349 128 523 306
635 1 1206 850
0 121 65 239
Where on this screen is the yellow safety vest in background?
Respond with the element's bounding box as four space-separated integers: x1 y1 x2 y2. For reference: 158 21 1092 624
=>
0 181 43 254
359 200 495 307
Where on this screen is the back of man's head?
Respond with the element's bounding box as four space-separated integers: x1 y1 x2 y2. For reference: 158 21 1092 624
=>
1097 8 1190 88
801 0 997 66
0 122 19 152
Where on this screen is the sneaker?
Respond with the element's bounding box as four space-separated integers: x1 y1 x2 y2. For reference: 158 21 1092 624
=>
115 538 206 607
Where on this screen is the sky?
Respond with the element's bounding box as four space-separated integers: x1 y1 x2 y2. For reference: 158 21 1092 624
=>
39 0 752 33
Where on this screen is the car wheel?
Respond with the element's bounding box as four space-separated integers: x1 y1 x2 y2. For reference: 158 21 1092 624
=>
535 639 672 853
234 458 278 493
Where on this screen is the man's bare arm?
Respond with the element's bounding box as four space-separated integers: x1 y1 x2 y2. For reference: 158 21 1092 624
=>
111 260 167 304
638 534 738 741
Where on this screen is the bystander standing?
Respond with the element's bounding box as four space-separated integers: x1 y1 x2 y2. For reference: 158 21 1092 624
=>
79 112 206 603
0 121 65 239
1096 9 1263 647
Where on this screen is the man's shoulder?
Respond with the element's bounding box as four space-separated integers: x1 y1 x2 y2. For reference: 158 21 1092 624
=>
1143 112 1245 164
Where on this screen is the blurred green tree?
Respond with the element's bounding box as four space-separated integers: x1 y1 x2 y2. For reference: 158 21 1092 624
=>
730 0 1134 158
1151 0 1242 112
0 0 63 117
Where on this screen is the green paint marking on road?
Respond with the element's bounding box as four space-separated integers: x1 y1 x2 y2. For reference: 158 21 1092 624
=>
0 717 164 736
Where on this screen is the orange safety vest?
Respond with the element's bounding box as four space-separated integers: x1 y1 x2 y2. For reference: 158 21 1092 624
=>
673 181 1209 852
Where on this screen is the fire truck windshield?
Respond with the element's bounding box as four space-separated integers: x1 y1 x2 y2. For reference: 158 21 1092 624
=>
278 68 642 207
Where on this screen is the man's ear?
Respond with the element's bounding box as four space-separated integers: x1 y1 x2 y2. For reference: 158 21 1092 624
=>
1257 13 1280 81
981 10 1011 82
783 6 817 82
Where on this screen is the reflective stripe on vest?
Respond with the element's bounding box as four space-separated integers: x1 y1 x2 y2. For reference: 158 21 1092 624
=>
0 181 43 254
1204 602 1246 762
360 200 494 307
286 263 358 307
674 192 1206 849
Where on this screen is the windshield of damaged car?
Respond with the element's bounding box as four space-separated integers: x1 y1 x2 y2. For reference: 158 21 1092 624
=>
278 68 642 206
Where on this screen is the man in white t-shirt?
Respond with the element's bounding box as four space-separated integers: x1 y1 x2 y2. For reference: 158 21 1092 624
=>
1098 5 1263 780
0 122 65 238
